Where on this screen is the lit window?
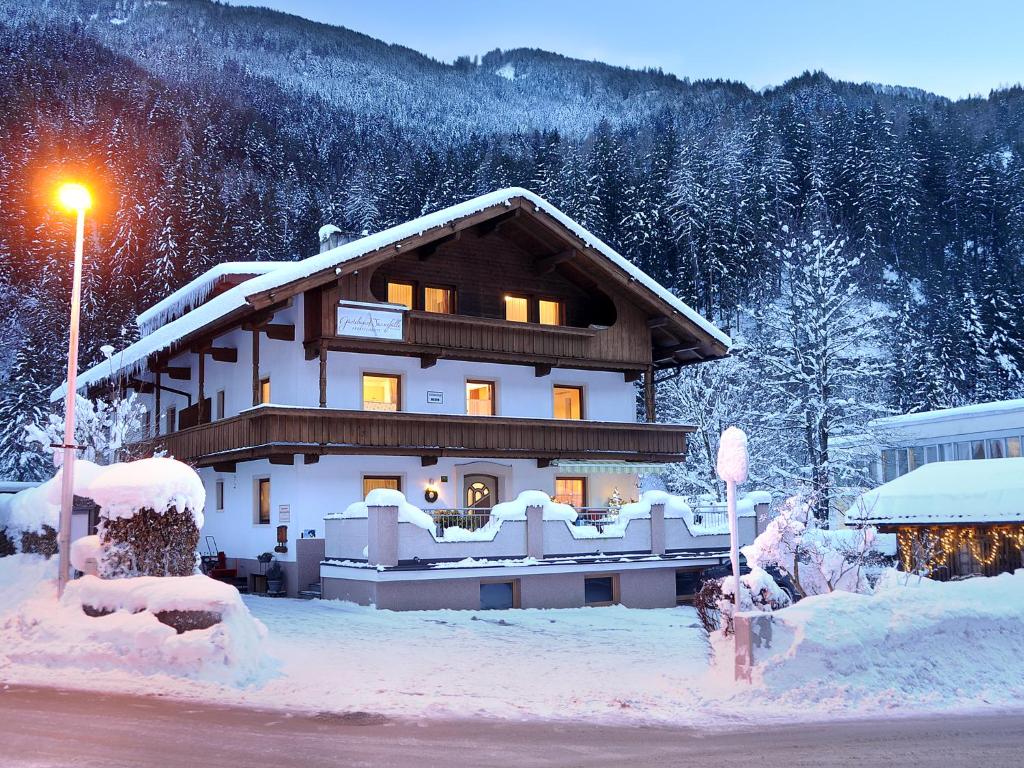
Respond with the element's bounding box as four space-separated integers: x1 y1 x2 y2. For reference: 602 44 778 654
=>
1008 437 1022 458
538 299 562 326
553 385 583 420
466 380 495 416
387 281 414 309
215 480 225 511
257 478 271 525
363 475 402 497
554 477 586 508
987 438 1006 459
259 377 271 404
363 373 401 412
504 295 529 322
424 286 454 314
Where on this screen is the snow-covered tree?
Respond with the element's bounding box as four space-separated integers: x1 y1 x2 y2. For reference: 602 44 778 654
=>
748 229 890 523
743 494 879 597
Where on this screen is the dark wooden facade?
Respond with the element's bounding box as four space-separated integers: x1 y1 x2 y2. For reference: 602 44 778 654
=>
158 406 693 467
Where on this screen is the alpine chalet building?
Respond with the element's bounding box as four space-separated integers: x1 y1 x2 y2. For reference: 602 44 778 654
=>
56 189 761 608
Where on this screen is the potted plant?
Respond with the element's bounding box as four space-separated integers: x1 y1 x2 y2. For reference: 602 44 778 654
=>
266 558 285 594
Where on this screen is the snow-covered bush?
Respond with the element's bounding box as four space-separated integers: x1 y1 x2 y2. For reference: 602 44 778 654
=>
91 458 205 578
695 566 791 636
744 494 878 597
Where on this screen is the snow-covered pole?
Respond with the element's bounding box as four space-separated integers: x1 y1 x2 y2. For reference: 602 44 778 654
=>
716 427 749 619
56 183 92 597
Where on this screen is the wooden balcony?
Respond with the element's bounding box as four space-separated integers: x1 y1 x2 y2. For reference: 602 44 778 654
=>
157 406 693 467
315 309 650 371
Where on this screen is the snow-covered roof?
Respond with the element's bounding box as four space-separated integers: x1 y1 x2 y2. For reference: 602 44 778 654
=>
136 261 286 337
847 458 1024 525
52 188 730 401
869 398 1024 429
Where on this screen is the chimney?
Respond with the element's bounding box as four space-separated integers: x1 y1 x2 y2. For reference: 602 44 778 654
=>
318 224 358 254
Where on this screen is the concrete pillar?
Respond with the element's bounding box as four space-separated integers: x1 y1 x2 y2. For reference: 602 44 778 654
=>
367 505 398 567
526 504 544 560
650 502 666 555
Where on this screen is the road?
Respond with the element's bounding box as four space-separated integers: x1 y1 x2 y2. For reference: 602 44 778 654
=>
0 685 1021 768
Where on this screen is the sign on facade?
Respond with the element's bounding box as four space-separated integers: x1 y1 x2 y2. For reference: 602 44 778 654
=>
336 301 404 340
426 390 444 404
278 504 291 523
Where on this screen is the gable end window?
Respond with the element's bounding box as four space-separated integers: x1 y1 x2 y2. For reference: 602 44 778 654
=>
538 299 563 326
424 286 455 314
387 281 415 309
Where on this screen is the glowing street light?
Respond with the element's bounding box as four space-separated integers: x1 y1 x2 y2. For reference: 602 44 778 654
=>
55 181 92 597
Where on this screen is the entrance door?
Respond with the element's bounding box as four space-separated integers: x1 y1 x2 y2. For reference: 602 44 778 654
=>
464 474 499 509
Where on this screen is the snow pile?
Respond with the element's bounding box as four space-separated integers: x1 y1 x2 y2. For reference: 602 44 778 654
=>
0 555 270 685
330 488 435 529
489 490 577 522
70 534 102 573
715 426 749 484
737 570 1024 712
85 457 206 526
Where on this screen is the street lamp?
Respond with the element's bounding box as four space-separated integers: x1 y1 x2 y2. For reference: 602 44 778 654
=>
55 182 92 597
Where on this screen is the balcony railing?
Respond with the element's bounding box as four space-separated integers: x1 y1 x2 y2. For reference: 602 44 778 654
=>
156 406 693 465
431 509 494 538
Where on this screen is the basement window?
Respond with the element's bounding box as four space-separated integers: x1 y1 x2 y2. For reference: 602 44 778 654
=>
584 575 618 607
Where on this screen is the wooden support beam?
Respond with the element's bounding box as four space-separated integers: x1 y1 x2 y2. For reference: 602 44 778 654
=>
534 249 576 275
165 366 191 381
303 454 320 465
242 310 275 331
623 370 642 383
154 371 161 436
207 347 238 363
269 454 295 466
537 458 552 469
264 323 295 342
251 330 260 406
319 345 328 408
213 462 236 473
644 364 656 423
534 364 552 378
653 343 699 363
416 230 461 261
646 316 670 329
127 378 155 394
197 349 205 405
475 208 519 236
421 456 439 467
420 354 438 369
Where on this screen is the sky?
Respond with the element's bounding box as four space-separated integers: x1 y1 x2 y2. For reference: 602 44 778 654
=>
223 0 1024 100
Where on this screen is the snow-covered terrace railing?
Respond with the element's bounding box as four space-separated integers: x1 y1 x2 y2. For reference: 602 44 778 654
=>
323 489 769 566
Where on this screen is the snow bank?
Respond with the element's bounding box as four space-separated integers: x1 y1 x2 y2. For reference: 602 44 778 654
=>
70 534 102 573
490 490 577 522
0 555 270 685
85 457 206 526
731 570 1024 711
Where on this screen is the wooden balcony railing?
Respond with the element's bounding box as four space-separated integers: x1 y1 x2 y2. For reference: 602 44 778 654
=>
156 406 692 466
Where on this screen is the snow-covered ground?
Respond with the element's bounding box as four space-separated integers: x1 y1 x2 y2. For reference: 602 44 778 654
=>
2 555 1023 727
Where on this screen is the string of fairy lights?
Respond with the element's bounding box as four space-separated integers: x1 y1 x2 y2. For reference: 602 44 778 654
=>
898 525 1024 573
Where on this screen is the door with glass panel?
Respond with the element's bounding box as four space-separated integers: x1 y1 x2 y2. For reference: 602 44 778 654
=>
464 474 498 509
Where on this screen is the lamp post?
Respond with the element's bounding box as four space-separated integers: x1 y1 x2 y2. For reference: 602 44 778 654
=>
716 426 749 680
55 182 92 597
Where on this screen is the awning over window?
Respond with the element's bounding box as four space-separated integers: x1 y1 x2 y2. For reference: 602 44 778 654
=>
549 460 672 475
